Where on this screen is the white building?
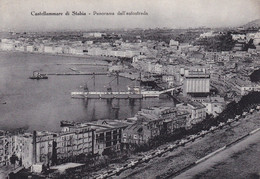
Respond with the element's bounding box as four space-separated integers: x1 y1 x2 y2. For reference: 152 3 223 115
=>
240 85 260 95
83 32 105 38
26 45 34 52
200 31 217 38
15 45 26 52
44 46 55 54
183 69 210 96
85 41 94 45
169 39 179 46
231 34 246 41
69 47 84 55
0 43 14 51
176 101 206 126
53 46 63 54
202 102 224 117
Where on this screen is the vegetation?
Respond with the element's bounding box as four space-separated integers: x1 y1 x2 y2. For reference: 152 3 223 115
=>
195 32 236 52
119 29 204 44
250 68 260 82
132 92 260 153
243 39 256 51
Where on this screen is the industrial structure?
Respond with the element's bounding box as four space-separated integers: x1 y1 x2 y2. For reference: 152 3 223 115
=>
183 68 210 97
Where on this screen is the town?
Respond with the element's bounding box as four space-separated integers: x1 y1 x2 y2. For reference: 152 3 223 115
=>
1 18 260 179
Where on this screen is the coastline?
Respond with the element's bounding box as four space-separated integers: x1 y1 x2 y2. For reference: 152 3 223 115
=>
0 49 117 62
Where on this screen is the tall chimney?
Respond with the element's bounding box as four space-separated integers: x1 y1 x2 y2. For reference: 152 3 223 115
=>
33 131 37 164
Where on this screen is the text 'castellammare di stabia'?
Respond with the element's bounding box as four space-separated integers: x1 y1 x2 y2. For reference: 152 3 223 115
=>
31 11 149 16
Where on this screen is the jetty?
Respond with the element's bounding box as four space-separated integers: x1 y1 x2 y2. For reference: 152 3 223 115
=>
56 63 109 66
46 72 108 76
71 86 182 99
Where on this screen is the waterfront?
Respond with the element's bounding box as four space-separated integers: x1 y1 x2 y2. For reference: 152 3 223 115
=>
0 51 175 132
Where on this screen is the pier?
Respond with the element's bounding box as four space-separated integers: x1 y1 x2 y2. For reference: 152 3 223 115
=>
56 63 109 66
46 72 108 75
71 91 144 99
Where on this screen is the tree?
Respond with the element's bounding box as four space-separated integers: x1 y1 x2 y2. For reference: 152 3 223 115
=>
250 69 260 83
10 154 18 168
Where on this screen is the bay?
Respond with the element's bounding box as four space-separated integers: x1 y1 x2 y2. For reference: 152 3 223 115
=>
0 51 175 132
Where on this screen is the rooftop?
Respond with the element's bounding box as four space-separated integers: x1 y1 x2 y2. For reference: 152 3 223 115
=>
35 131 57 137
87 119 130 132
187 100 206 109
177 99 206 109
138 113 159 122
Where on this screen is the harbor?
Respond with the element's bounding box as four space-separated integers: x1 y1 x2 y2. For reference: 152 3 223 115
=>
0 51 176 132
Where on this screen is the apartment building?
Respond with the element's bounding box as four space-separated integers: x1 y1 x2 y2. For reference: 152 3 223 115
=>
87 120 129 155
56 124 94 163
176 101 206 126
0 132 15 167
122 107 186 145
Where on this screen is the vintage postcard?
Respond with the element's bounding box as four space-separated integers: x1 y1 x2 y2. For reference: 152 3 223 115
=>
0 0 260 178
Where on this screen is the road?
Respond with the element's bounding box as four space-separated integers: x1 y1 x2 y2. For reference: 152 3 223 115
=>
175 128 260 179
113 111 260 179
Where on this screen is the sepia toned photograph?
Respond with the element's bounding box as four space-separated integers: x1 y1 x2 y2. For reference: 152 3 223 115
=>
0 0 260 178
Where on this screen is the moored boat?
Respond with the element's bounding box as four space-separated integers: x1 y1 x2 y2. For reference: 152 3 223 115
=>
29 71 48 80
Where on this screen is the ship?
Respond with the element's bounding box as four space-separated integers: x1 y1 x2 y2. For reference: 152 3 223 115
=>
71 86 162 99
60 120 79 127
29 71 48 80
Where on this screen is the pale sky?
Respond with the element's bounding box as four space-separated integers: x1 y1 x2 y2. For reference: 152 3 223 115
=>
0 0 260 31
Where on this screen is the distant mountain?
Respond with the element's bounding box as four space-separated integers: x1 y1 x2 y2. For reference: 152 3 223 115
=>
241 19 260 28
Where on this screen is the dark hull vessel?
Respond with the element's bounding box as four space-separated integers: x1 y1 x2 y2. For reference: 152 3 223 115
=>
29 71 48 80
29 76 48 80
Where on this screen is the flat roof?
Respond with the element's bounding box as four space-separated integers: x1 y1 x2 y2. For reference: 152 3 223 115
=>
87 120 130 132
187 100 205 109
51 163 84 173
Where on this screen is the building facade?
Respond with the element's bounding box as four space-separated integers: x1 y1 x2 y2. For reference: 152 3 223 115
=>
176 101 206 127
88 120 129 155
0 132 15 167
56 124 94 163
183 69 210 96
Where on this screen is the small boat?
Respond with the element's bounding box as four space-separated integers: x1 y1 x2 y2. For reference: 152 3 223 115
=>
60 120 78 127
29 71 48 80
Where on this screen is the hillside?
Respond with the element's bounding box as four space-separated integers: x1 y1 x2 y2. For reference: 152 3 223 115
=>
242 19 260 28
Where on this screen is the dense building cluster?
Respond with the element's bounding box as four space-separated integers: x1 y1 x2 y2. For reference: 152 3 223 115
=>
0 105 199 170
0 120 129 168
0 26 260 177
